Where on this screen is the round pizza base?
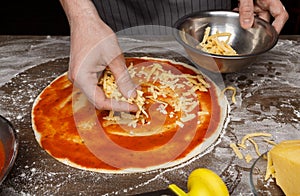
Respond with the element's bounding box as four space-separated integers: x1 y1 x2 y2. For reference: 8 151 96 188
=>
31 57 229 173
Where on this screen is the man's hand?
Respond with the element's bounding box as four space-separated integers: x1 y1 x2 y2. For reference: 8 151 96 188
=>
60 0 137 112
238 0 289 33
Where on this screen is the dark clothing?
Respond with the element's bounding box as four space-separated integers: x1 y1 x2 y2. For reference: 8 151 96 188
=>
92 0 232 32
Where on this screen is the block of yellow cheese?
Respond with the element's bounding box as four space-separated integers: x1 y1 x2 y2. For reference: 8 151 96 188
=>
266 140 300 196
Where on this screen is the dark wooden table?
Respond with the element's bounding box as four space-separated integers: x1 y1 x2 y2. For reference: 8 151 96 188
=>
0 35 299 195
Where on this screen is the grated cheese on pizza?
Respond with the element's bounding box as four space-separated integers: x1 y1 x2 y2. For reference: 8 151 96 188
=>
98 61 210 128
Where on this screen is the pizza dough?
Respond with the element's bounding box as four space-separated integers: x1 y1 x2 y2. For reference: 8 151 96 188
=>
31 57 229 173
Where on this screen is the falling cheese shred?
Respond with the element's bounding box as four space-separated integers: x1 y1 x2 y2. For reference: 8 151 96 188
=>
98 60 210 129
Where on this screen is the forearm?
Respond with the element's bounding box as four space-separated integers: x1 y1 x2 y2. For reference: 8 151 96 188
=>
59 0 103 28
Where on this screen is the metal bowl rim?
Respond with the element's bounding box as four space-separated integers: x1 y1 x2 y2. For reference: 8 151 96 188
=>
173 10 279 59
0 115 19 184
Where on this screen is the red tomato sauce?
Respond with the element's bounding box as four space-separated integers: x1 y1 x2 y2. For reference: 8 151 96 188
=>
0 141 5 172
32 58 221 171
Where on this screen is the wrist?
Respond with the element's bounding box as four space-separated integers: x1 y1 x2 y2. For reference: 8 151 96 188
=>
60 0 102 28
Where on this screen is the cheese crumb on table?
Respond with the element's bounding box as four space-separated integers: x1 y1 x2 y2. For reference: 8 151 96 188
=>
230 132 275 163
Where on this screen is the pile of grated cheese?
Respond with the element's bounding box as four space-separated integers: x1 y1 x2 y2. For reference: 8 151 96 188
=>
197 26 238 56
98 61 210 128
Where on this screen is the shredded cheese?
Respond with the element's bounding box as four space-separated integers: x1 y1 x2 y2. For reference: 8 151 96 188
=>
263 139 277 146
265 152 275 180
98 60 210 129
245 154 253 163
197 27 237 56
180 113 196 123
230 143 243 159
175 120 185 128
221 86 237 104
230 132 275 163
239 132 272 149
248 138 261 156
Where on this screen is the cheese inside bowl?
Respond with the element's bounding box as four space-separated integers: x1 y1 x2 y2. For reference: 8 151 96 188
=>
173 11 278 73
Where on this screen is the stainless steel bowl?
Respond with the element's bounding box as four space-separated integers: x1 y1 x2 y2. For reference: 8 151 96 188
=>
173 11 278 73
0 115 18 184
